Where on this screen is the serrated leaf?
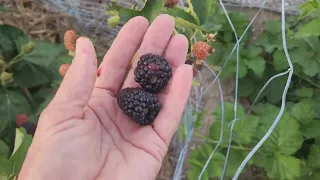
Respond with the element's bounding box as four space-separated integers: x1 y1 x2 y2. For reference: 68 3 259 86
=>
296 87 314 97
190 0 212 25
139 0 166 22
264 20 282 35
256 111 303 155
188 144 226 179
211 103 258 144
22 40 65 70
0 24 28 61
299 58 320 77
302 120 320 138
295 19 320 38
233 115 260 144
238 78 254 97
13 61 51 88
307 143 320 168
291 99 316 125
0 88 31 134
273 50 289 71
299 0 320 19
246 45 263 58
225 149 251 177
252 103 279 115
245 57 265 77
267 154 300 180
9 128 32 176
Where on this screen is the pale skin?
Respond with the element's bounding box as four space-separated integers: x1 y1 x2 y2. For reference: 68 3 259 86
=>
18 14 192 180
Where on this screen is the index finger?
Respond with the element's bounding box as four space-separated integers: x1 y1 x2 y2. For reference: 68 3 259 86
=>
94 16 149 95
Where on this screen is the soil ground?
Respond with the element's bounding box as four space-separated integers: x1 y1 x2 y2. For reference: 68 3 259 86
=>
0 1 285 179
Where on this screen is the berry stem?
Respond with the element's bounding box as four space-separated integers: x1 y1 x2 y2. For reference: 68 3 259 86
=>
22 88 35 108
8 51 25 66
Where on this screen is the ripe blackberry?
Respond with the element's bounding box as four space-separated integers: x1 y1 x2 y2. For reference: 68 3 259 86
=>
134 53 172 93
117 87 161 126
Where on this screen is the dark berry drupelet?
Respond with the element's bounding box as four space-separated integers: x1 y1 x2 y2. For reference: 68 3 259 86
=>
117 87 161 126
134 53 172 93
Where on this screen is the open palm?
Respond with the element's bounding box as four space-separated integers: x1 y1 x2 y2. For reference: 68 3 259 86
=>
19 15 192 180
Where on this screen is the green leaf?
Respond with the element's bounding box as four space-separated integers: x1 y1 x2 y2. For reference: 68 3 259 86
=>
295 88 314 98
252 103 279 115
264 20 282 35
0 24 28 61
0 155 12 174
0 88 31 134
9 128 33 176
22 40 65 70
307 143 320 168
224 149 251 178
233 115 260 144
291 99 316 125
299 0 320 19
201 11 224 32
0 140 9 157
302 120 320 138
245 57 265 77
211 103 258 144
295 19 320 38
267 154 300 180
273 50 289 71
246 46 263 58
238 78 254 97
256 111 304 155
188 144 226 179
139 0 166 22
190 0 212 25
299 58 320 77
13 62 51 88
162 6 197 25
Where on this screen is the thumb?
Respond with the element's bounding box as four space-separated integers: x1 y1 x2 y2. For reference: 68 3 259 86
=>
41 37 98 125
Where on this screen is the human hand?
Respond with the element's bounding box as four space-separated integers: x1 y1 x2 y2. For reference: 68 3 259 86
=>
19 14 192 180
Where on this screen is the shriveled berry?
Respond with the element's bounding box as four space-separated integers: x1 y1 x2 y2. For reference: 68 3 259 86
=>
134 53 172 93
185 59 194 65
64 30 77 52
195 59 204 70
192 41 211 60
165 0 178 7
117 87 161 126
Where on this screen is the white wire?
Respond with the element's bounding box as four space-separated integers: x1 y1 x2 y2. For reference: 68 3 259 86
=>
232 0 294 178
198 62 225 180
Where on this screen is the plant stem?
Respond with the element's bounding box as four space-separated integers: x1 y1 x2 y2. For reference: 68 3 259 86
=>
8 52 24 66
22 88 35 108
294 73 320 89
193 132 252 151
265 61 320 88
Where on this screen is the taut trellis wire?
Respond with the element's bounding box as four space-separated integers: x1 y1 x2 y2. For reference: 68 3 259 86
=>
33 0 299 179
172 0 294 179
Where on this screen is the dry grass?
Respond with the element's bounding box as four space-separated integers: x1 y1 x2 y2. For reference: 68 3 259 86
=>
0 0 79 44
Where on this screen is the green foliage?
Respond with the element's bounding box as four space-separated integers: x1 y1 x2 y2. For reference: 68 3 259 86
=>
0 23 72 178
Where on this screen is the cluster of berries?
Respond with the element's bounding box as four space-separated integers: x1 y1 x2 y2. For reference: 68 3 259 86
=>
117 53 173 126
